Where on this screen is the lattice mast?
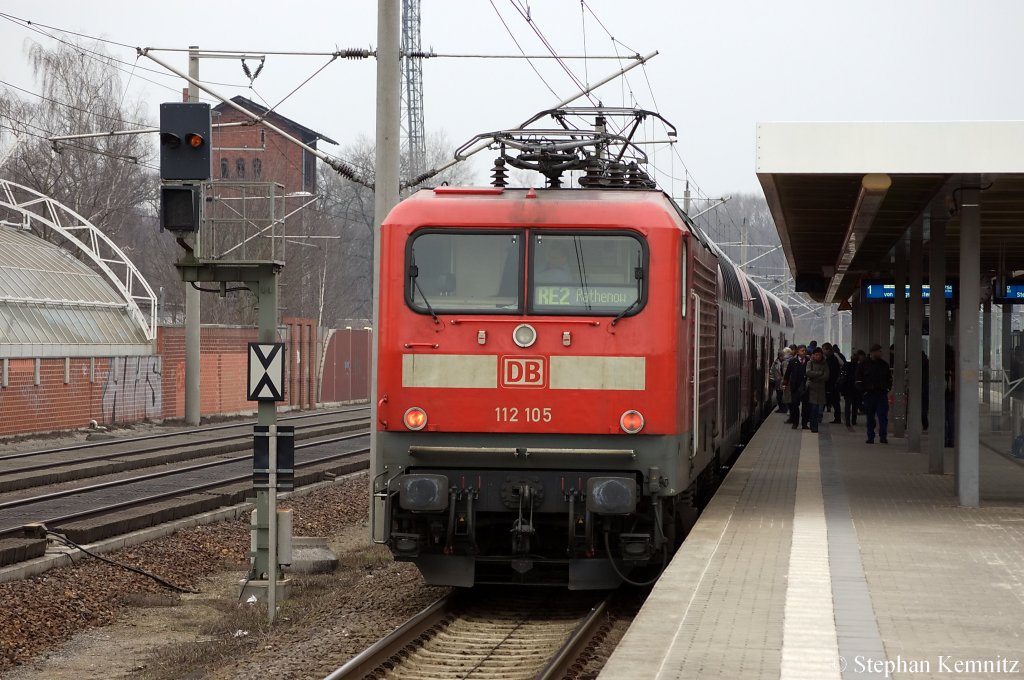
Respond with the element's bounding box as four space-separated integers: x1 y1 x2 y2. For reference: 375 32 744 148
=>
401 0 427 182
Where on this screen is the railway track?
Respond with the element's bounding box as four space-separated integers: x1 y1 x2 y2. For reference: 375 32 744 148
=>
0 409 369 495
0 405 369 463
0 429 370 544
326 589 612 680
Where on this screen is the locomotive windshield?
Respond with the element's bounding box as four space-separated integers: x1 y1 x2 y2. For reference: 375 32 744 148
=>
404 230 646 317
407 231 522 313
529 233 646 316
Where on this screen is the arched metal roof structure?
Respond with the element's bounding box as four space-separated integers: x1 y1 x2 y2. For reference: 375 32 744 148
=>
0 179 156 358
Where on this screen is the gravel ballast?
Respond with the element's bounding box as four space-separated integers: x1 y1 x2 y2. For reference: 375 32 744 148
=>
1 471 639 679
0 473 379 676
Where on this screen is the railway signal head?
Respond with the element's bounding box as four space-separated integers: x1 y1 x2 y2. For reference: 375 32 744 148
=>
159 102 211 181
160 185 200 232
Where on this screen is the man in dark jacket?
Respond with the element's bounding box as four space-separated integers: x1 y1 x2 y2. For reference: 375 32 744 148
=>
856 344 892 444
839 350 864 428
783 345 809 429
805 347 830 433
822 342 843 423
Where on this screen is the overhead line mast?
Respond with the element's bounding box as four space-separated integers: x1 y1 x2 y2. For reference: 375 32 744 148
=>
401 0 427 183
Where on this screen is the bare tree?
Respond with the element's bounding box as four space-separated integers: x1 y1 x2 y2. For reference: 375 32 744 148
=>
312 131 477 325
0 40 186 320
1 42 155 237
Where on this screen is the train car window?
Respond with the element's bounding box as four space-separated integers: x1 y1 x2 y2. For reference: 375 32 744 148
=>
680 239 688 318
718 259 744 307
406 230 522 314
528 233 647 316
749 286 766 318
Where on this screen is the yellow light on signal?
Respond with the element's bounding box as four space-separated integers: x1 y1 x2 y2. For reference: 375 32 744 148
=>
186 133 205 148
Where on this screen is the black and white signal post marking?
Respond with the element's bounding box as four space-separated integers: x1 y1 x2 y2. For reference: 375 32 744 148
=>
245 339 290 620
248 342 285 401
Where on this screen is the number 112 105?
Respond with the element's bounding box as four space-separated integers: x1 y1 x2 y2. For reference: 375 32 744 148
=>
495 407 552 423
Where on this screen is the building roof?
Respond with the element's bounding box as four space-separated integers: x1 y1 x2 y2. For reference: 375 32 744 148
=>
756 121 1024 302
0 227 152 357
214 96 339 146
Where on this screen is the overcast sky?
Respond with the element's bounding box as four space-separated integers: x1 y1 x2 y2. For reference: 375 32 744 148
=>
2 1 1024 198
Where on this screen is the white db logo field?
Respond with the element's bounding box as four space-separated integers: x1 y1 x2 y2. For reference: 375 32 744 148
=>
501 356 546 388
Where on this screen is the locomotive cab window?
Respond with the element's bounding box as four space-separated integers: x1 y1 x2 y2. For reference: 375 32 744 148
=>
407 230 522 314
529 233 647 316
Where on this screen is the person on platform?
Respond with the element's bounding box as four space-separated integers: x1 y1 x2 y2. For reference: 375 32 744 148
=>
805 347 830 433
783 345 808 429
832 343 848 363
838 350 864 428
856 344 892 444
822 342 844 423
771 348 792 413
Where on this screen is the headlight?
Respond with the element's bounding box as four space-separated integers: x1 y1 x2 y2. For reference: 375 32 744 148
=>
586 477 637 515
398 474 449 511
512 323 537 348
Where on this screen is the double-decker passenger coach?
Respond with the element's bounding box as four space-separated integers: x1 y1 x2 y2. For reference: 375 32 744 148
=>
371 109 792 588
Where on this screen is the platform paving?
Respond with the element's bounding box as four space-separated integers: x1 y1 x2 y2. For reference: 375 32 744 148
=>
599 414 1024 680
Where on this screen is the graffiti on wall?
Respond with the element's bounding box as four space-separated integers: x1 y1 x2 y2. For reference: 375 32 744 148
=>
101 356 163 424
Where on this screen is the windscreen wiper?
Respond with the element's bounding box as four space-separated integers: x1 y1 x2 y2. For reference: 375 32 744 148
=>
610 260 644 327
610 299 639 326
408 257 440 325
572 236 592 311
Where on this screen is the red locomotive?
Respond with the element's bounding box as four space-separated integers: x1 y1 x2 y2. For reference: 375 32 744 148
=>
371 109 792 588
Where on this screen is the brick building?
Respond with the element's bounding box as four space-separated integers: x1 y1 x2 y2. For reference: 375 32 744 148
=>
211 96 337 195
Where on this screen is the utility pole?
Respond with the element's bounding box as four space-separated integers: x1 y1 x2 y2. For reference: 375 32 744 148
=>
401 0 426 181
371 0 402 539
185 46 201 427
740 216 748 275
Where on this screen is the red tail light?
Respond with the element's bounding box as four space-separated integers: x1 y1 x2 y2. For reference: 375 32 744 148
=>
404 407 428 431
620 410 644 434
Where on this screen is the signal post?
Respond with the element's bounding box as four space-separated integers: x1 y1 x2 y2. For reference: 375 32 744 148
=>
159 100 291 622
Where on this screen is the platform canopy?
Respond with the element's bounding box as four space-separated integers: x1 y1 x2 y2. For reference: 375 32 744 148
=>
757 121 1024 302
0 180 156 358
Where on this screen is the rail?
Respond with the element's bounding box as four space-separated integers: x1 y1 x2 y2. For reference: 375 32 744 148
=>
0 405 369 463
323 590 614 680
0 430 370 539
0 414 367 475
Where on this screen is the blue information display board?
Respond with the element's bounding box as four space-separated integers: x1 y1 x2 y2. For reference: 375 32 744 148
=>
994 284 1024 303
861 281 954 302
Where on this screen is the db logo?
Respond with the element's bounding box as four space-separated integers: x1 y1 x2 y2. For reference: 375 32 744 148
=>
501 356 546 388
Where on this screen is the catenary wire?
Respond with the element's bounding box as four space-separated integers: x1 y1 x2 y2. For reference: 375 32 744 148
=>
508 0 598 107
488 0 562 101
0 13 251 88
0 79 151 129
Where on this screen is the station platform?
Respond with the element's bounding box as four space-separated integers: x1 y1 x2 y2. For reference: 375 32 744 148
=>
599 413 1024 679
